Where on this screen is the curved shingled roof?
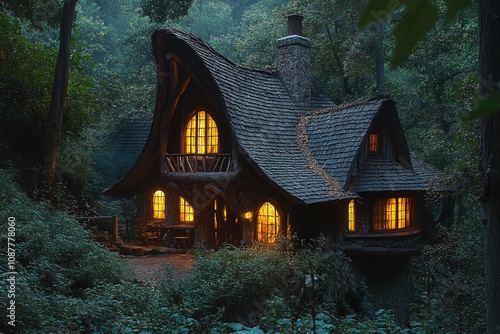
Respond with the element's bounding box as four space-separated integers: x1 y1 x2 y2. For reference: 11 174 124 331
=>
105 28 435 204
155 28 355 204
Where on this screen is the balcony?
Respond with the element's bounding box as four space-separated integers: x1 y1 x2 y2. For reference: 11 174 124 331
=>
164 153 233 173
343 229 421 257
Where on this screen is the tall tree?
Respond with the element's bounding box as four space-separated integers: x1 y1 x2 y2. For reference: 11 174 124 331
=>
44 0 78 189
479 1 500 332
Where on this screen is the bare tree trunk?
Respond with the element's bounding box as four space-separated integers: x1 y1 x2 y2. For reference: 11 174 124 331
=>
479 1 500 333
43 0 78 190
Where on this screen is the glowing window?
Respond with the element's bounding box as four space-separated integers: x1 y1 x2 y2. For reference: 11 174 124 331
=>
185 111 218 154
257 202 280 243
369 134 379 152
152 190 165 219
348 199 356 231
373 197 411 230
180 197 194 223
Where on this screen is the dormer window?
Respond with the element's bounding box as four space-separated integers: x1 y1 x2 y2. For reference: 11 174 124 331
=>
369 133 379 152
185 110 218 154
152 190 165 219
373 197 411 230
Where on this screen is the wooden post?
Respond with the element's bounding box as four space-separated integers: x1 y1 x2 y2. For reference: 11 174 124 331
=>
112 215 118 241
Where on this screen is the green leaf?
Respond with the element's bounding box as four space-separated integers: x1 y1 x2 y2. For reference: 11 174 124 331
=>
358 0 403 28
391 0 438 68
462 91 500 121
447 0 471 20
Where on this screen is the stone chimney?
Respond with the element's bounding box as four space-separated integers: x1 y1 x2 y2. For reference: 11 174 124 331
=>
277 15 312 106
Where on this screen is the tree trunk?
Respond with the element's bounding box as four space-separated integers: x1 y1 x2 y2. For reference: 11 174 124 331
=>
479 1 500 333
43 0 78 190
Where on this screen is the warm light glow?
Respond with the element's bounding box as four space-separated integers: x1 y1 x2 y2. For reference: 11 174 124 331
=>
348 199 355 231
398 198 410 228
185 111 218 154
257 202 280 243
386 198 397 229
244 212 252 219
369 134 378 152
180 197 194 223
373 197 411 230
152 190 165 219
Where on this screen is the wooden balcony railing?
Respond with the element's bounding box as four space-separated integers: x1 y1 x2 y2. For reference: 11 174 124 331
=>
164 153 233 173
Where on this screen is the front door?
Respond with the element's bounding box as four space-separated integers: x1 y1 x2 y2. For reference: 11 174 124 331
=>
214 198 242 248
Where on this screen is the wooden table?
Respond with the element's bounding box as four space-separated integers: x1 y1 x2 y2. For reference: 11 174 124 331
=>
161 224 195 248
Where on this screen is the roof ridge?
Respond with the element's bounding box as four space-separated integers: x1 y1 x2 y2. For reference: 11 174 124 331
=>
296 112 349 199
304 96 390 118
159 27 277 75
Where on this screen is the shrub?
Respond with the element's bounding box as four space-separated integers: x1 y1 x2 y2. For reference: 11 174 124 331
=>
167 239 367 327
0 169 131 332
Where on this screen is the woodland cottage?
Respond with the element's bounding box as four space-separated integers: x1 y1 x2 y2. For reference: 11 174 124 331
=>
105 16 438 317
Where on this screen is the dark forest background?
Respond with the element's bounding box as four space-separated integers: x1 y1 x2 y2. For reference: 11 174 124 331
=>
0 0 487 333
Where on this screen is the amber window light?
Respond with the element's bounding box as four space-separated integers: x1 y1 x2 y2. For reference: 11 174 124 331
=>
185 111 218 154
373 197 411 230
369 133 378 152
257 202 280 243
180 197 194 223
152 190 165 219
348 199 356 231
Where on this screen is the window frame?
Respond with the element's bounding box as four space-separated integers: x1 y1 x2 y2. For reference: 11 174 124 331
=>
184 110 219 155
179 196 194 224
256 201 282 243
372 196 412 231
152 190 166 219
348 199 356 232
369 133 379 153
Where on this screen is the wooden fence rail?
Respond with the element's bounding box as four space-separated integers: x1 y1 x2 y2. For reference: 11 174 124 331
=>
77 215 118 241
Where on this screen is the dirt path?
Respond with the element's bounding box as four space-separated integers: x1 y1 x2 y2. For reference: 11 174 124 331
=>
128 253 195 284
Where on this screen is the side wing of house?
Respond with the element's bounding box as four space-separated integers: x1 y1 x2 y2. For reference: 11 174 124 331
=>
304 98 437 255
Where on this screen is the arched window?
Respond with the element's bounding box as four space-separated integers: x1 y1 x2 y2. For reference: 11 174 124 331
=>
348 199 356 231
257 202 280 243
180 196 194 223
152 190 165 219
185 110 218 154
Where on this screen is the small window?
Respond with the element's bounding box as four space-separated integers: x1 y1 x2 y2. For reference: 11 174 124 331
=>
152 190 165 219
348 199 356 231
369 134 379 152
185 110 219 154
257 202 280 243
180 197 194 223
373 197 411 230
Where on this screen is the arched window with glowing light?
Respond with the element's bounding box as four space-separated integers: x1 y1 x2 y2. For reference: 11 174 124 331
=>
152 190 165 219
180 197 194 224
257 202 281 243
185 111 219 154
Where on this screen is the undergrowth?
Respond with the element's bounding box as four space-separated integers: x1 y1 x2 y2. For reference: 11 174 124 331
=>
0 169 486 333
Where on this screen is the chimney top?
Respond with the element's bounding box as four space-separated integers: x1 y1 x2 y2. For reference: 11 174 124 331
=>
287 15 304 36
